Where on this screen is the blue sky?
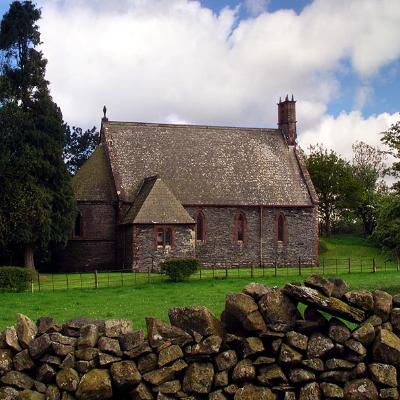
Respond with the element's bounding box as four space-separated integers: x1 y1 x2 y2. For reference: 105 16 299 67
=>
1 0 399 159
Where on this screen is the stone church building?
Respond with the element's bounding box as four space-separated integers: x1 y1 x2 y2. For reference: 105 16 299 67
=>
56 97 319 272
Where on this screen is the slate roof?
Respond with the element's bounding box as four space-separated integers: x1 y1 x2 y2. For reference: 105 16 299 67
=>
123 176 195 224
99 121 316 207
72 144 116 202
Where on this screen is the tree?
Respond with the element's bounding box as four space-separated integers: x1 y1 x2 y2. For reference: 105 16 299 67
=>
351 141 386 235
64 125 99 175
306 144 361 236
372 193 400 270
381 117 400 192
0 1 75 269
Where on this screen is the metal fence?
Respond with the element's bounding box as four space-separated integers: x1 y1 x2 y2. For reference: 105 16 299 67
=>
28 257 400 292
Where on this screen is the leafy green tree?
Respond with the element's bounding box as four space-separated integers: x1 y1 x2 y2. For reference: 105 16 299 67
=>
306 144 361 236
372 194 400 269
64 125 99 175
381 117 400 192
351 141 386 235
0 1 75 269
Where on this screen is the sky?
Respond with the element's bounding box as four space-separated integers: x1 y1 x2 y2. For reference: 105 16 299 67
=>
1 0 400 161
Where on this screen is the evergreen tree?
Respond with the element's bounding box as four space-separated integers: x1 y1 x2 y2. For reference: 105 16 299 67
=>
0 1 75 269
64 125 100 175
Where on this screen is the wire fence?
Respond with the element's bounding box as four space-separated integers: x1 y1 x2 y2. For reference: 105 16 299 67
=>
29 257 400 292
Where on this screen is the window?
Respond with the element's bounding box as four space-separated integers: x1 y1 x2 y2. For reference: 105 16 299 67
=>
276 213 286 243
156 227 164 246
165 227 172 246
154 226 174 248
234 212 247 243
74 213 82 237
195 211 206 241
237 214 244 242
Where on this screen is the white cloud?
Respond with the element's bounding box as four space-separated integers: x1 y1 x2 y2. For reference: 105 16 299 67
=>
299 111 399 162
36 0 400 144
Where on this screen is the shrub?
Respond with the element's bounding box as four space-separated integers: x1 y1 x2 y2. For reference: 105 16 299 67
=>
160 258 200 282
319 239 328 254
0 266 32 292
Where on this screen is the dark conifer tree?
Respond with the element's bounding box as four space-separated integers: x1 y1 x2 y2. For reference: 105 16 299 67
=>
0 1 75 269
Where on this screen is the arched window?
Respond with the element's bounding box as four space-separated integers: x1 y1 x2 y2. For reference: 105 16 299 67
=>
234 212 247 243
276 213 286 243
74 213 82 237
237 214 245 242
195 211 206 241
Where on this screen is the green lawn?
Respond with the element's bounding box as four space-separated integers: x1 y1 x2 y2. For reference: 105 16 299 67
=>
0 234 398 331
1 270 400 332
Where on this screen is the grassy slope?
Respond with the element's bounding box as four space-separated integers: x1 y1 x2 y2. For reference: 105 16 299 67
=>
320 234 387 260
0 235 397 331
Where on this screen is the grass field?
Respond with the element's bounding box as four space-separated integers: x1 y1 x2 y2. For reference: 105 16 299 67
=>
0 234 398 331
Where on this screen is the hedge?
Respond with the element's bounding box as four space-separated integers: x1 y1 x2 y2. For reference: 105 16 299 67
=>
0 266 32 292
160 258 200 282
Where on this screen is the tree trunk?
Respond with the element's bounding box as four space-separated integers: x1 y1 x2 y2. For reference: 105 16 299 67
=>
24 244 35 270
324 213 331 236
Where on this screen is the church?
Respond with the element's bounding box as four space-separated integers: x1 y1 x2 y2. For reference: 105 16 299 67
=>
56 97 319 272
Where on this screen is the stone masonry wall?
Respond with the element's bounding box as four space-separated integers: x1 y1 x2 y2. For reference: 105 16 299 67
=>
132 225 195 272
1 275 400 399
186 206 317 268
56 204 317 272
55 203 117 272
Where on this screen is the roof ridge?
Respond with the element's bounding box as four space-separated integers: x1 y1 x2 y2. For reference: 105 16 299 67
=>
103 120 280 132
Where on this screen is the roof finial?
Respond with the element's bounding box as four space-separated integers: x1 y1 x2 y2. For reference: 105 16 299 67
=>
291 94 294 101
102 105 108 122
279 97 282 103
285 94 289 101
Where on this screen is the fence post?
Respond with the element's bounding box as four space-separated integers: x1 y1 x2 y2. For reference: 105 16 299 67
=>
37 272 41 292
298 257 301 276
148 264 150 283
262 263 265 277
373 258 376 273
199 267 202 280
274 261 277 277
66 274 69 290
348 258 351 274
225 264 228 279
94 270 98 289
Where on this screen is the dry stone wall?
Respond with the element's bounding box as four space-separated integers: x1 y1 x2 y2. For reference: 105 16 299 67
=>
1 275 400 399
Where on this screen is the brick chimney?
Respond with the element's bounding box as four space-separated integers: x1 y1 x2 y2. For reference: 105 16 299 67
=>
278 95 297 145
